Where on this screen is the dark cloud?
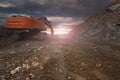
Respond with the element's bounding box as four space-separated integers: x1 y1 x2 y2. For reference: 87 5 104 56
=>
0 0 114 17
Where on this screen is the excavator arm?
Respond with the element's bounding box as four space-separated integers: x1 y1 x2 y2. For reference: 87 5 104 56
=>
35 16 54 35
45 20 54 35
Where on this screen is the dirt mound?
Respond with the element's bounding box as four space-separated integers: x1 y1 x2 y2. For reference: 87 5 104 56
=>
72 0 120 42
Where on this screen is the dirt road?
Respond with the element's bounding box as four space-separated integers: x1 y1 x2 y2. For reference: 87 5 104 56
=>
0 35 120 80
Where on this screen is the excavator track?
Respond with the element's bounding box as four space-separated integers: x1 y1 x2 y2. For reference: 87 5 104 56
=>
18 29 47 40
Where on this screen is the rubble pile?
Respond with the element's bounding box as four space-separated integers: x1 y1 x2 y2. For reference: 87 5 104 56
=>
75 0 120 42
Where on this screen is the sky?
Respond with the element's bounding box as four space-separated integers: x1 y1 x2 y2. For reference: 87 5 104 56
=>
0 0 114 27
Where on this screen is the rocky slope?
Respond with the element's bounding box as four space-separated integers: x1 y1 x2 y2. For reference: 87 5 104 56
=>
75 0 120 42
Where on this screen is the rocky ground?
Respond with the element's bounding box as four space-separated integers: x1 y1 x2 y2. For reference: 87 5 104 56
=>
0 34 120 80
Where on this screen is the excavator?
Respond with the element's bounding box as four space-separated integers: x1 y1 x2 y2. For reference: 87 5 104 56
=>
5 14 54 40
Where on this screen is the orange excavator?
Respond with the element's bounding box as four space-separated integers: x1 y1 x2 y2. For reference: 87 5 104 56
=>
5 14 54 40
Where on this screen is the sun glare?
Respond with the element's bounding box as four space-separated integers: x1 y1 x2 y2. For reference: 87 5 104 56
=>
46 28 72 35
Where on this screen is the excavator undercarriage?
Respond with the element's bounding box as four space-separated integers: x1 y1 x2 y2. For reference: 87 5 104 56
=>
6 29 47 40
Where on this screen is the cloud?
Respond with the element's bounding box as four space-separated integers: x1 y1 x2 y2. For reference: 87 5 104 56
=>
0 0 114 17
47 16 84 29
0 2 13 8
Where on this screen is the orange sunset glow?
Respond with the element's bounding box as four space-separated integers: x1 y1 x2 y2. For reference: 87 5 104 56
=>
46 28 72 35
